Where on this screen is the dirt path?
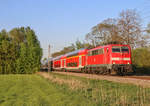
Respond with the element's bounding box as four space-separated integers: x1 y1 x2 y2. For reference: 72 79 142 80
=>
52 71 150 88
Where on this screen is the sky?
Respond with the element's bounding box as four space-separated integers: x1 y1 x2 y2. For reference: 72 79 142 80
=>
0 0 150 58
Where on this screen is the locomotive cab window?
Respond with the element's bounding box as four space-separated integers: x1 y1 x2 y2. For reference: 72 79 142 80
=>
112 46 120 53
121 46 129 53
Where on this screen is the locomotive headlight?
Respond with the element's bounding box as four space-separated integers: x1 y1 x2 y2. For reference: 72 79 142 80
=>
127 62 130 64
113 62 115 64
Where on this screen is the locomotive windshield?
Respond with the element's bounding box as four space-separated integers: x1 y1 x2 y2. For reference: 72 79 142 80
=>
112 47 120 52
121 46 129 52
112 46 129 53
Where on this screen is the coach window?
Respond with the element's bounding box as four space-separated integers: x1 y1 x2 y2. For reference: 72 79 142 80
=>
98 48 104 54
88 51 90 56
92 50 98 55
107 48 109 52
67 63 70 67
88 51 92 56
121 46 129 53
74 62 77 67
112 46 120 53
92 51 94 55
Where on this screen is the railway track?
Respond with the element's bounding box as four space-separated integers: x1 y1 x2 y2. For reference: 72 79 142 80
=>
123 76 150 80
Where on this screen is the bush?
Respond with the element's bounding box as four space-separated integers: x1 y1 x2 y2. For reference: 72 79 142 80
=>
132 48 150 74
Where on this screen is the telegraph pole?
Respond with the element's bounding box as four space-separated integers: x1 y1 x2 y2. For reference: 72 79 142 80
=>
48 45 50 73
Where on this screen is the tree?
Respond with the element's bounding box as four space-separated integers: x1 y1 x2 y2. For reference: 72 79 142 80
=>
25 27 42 73
118 9 142 48
9 28 26 44
142 23 150 47
16 43 28 74
0 30 18 74
73 39 92 49
0 27 42 74
85 9 145 48
146 24 150 33
86 18 123 46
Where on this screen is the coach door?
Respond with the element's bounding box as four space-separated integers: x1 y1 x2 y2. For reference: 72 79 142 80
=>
61 59 63 68
79 56 82 67
105 48 109 64
64 59 66 68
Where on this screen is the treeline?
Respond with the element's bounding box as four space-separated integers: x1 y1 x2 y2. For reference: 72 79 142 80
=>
52 9 150 72
0 27 42 74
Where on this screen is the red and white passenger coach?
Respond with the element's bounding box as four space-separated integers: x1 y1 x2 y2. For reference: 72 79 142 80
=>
52 44 133 75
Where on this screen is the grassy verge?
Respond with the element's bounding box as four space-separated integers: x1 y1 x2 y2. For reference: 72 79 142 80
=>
43 72 150 106
0 73 150 106
0 74 93 106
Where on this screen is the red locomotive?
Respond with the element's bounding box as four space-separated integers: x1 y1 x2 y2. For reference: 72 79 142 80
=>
52 44 133 75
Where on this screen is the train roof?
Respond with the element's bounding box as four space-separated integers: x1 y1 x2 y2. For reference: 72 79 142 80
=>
88 44 130 51
52 48 87 61
65 48 86 57
52 55 64 61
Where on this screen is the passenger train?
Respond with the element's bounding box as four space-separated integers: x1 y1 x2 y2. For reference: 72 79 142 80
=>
51 44 133 75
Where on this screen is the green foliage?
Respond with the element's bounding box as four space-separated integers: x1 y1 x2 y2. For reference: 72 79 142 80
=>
0 27 42 74
9 27 26 43
132 48 150 68
132 48 150 74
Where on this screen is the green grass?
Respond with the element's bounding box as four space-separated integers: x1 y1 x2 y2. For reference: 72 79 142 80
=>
47 72 150 106
0 74 93 106
0 73 150 106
